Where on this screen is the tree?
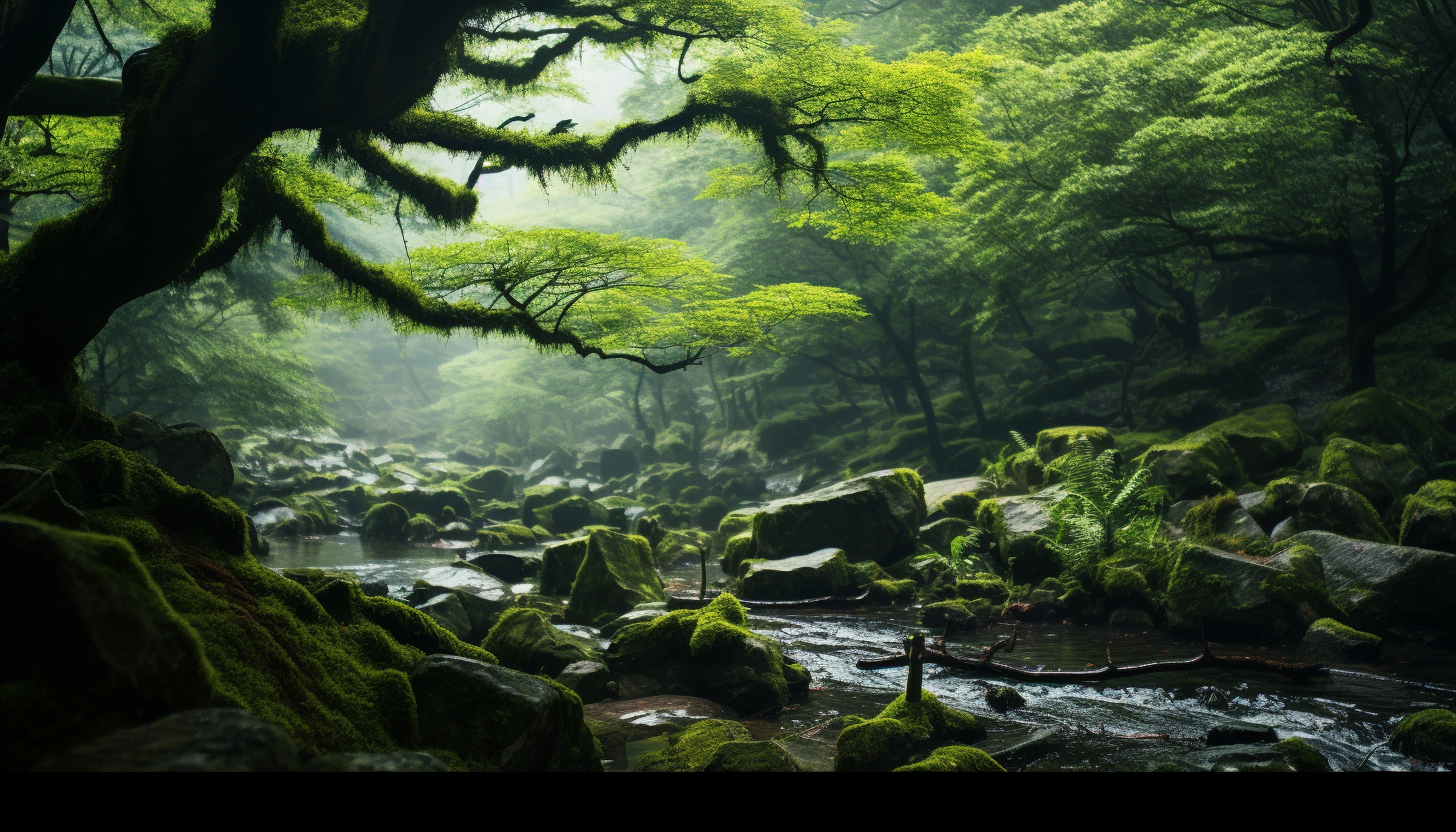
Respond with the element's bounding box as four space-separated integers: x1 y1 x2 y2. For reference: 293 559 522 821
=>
0 0 986 448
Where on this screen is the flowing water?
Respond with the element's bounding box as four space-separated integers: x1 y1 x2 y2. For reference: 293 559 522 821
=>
264 533 1456 771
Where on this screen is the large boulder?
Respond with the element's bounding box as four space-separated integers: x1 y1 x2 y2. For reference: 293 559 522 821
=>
607 593 807 713
376 486 470 521
1399 480 1456 552
1251 480 1391 544
975 495 1059 583
636 719 753 772
598 448 640 481
482 608 603 677
1137 432 1246 502
467 551 543 583
530 495 609 535
1 516 214 769
565 529 665 626
1318 439 1425 513
409 655 602 771
1286 531 1456 630
748 469 926 565
555 661 613 705
410 564 512 642
1298 618 1382 662
922 476 992 523
520 483 573 519
35 709 297 772
1034 426 1115 464
1164 544 1311 637
1320 388 1456 461
834 691 988 772
739 548 855 600
360 502 409 540
1185 405 1306 479
540 535 589 596
461 467 514 502
115 413 234 497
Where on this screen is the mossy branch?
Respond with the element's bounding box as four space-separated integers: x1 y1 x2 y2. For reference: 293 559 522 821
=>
253 165 703 373
325 131 477 225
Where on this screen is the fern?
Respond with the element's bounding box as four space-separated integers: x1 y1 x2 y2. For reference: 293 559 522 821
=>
1047 435 1159 575
912 531 987 582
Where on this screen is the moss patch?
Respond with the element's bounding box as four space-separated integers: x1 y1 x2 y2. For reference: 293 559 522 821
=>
834 691 987 771
482 608 602 677
893 745 1005 772
1389 709 1456 765
636 719 752 771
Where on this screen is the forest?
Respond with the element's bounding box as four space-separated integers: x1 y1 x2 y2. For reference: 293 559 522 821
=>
2 0 1455 772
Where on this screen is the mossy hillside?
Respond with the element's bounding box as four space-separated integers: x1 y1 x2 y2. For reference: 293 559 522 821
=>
12 439 495 763
636 719 753 772
1389 708 1456 765
482 608 601 677
565 529 664 626
893 745 1005 772
833 691 987 771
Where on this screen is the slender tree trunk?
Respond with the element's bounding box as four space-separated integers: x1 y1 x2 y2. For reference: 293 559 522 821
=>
632 367 656 445
705 354 728 425
872 298 949 473
1012 302 1067 379
959 334 989 438
652 375 670 431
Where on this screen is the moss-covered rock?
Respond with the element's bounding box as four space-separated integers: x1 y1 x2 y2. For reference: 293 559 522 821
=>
520 483 573 518
1389 709 1456 765
921 599 980 633
654 528 713 569
637 719 752 771
918 517 978 557
1400 480 1456 552
867 578 918 605
376 486 470 521
1252 481 1391 544
1318 438 1426 512
984 687 1025 713
740 548 856 600
1189 405 1306 479
1137 431 1245 501
922 476 989 523
1164 544 1308 637
1181 492 1271 557
833 691 987 772
405 513 437 542
474 522 537 550
530 495 610 535
893 745 1005 772
1286 530 1456 631
976 496 1060 584
1321 388 1456 462
1035 426 1115 464
608 593 800 713
540 536 588 596
0 516 215 769
565 529 664 626
749 468 926 564
409 655 601 771
460 467 514 502
360 501 409 540
717 510 759 540
702 739 804 772
1298 618 1382 662
482 608 604 677
719 529 757 576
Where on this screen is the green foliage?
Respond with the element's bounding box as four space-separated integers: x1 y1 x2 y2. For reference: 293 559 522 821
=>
1047 435 1159 574
911 531 986 582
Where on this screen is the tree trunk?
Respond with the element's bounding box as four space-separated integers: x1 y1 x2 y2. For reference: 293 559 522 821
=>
959 334 989 438
872 298 949 474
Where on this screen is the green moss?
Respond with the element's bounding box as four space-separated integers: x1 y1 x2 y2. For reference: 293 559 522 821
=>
1276 737 1330 772
1304 617 1379 645
833 691 986 772
1035 426 1115 463
1183 492 1272 557
1137 432 1245 500
893 745 1005 772
530 495 609 535
637 719 752 771
956 576 1009 603
475 522 536 550
851 560 893 584
1389 709 1456 764
481 608 600 676
867 578 918 605
361 502 409 540
1400 480 1456 548
720 530 756 575
1097 565 1155 611
565 529 664 626
539 536 588 595
1259 546 1340 619
921 599 979 633
406 513 437 542
1321 388 1456 463
703 740 803 772
1189 405 1306 478
739 548 855 600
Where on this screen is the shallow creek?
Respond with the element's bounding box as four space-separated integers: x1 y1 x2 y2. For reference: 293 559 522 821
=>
266 534 1455 771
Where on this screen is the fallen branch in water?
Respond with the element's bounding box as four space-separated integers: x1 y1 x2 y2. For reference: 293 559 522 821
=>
855 644 1325 683
668 590 871 611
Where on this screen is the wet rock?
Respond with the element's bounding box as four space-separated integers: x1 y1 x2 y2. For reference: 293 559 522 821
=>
1288 531 1456 630
377 486 470 520
474 522 537 549
482 608 603 677
520 483 574 519
922 476 991 522
919 517 978 555
1251 480 1390 543
2 517 214 769
739 548 855 600
1399 480 1456 553
305 752 447 772
410 564 511 642
598 448 640 482
702 739 803 772
1320 388 1456 460
1298 617 1382 662
116 413 234 497
608 593 803 714
556 661 614 705
540 535 588 595
438 520 475 540
748 468 926 564
984 687 1026 713
1137 431 1245 502
599 608 669 638
530 495 609 535
467 551 543 583
461 467 514 502
565 528 664 626
1205 719 1277 746
35 709 296 772
1389 708 1456 765
1165 545 1307 637
410 655 602 772
1188 405 1306 480
414 593 474 642
978 727 1062 769
921 599 981 634
1195 686 1230 710
1193 738 1330 772
583 694 739 759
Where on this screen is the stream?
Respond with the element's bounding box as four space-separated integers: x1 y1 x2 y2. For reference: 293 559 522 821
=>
264 532 1456 771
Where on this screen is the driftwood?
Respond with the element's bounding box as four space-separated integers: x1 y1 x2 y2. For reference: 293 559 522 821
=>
667 590 872 611
856 644 1325 683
